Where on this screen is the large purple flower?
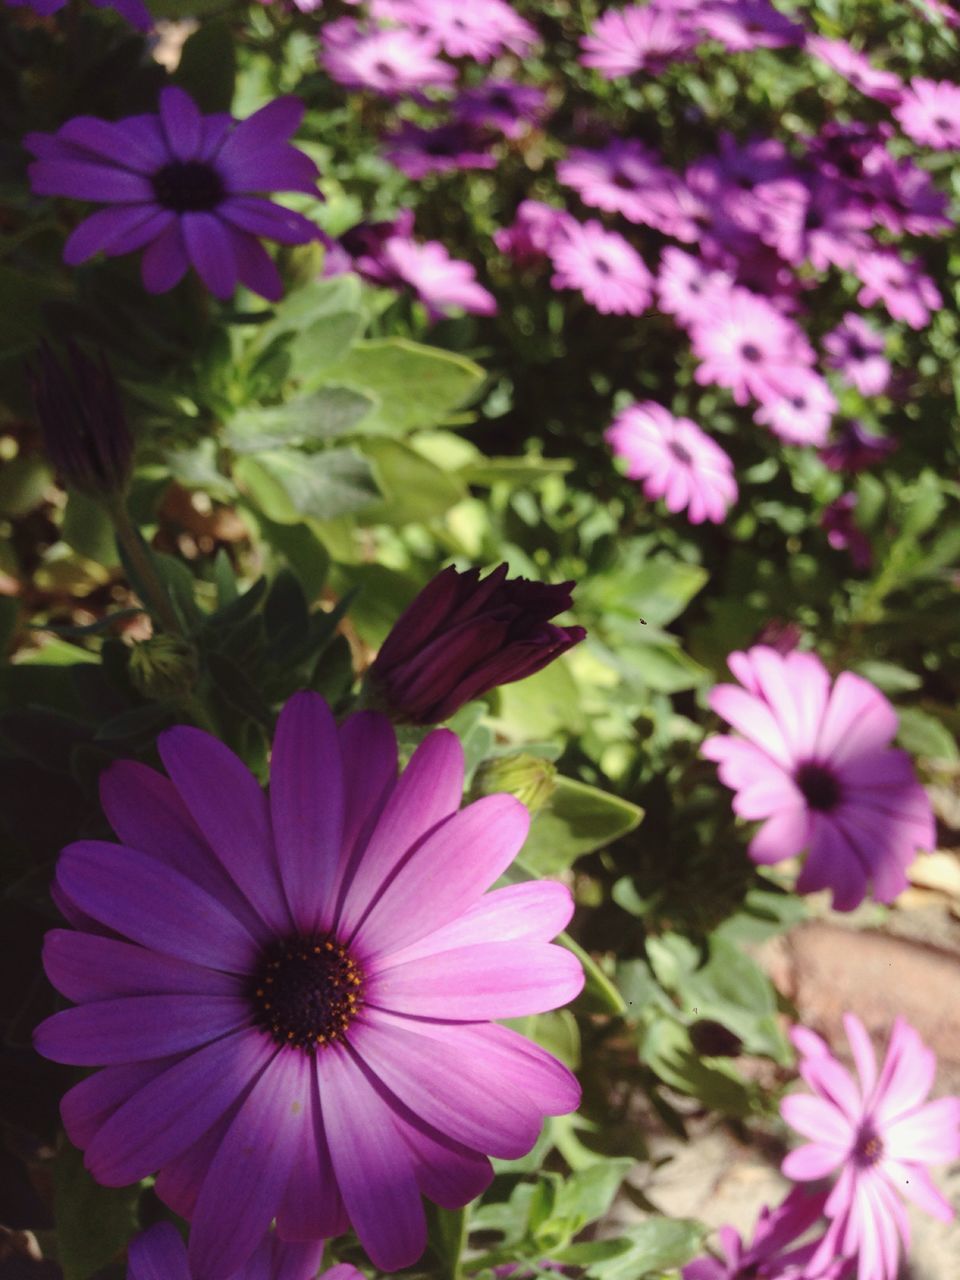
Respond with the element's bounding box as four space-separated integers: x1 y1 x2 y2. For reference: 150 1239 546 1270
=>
5 0 151 28
25 88 319 301
36 694 583 1277
127 1223 338 1280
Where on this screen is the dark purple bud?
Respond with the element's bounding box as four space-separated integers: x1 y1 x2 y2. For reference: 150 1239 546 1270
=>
28 342 134 500
364 564 586 725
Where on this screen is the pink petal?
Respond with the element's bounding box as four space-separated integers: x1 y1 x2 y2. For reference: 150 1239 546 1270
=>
781 1142 846 1180
43 930 241 1003
816 672 897 765
393 1110 493 1209
275 1062 348 1241
334 710 397 883
781 1092 853 1148
844 1013 878 1097
871 1017 937 1125
708 684 796 769
882 1096 960 1164
747 805 811 865
882 1161 955 1221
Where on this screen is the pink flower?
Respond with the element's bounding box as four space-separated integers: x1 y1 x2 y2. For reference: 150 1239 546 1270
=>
693 0 805 51
823 316 891 397
752 368 837 447
703 646 935 910
319 20 455 96
805 37 904 105
690 286 814 407
549 221 653 316
819 420 896 473
380 237 497 320
782 1014 960 1280
579 4 694 77
854 250 942 329
822 493 872 571
556 140 678 227
494 200 576 266
894 78 960 149
657 247 733 328
606 401 737 525
379 0 538 60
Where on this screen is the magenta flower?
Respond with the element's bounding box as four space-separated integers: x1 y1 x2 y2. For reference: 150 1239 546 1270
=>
127 1223 337 1280
322 209 416 281
752 368 837 447
690 286 814 407
381 122 497 179
549 221 653 316
657 247 733 328
377 0 538 61
805 37 904 105
693 0 805 51
894 78 960 149
36 694 583 1277
319 19 455 96
556 140 677 227
6 0 151 28
365 564 585 723
819 421 896 473
823 316 891 397
606 401 737 526
821 493 872 572
453 80 548 138
579 4 693 77
25 88 318 301
379 237 496 320
702 646 935 910
682 1187 851 1280
854 250 942 329
782 1014 960 1280
494 200 577 266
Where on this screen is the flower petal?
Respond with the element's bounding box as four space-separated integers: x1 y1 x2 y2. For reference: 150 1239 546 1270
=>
182 212 238 299
63 206 168 265
141 220 190 293
61 1058 173 1149
159 86 204 162
43 930 241 1003
275 1060 349 1241
128 1223 191 1280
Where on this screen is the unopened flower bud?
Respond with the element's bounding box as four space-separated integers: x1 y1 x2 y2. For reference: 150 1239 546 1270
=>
129 635 198 702
28 341 133 499
473 753 558 815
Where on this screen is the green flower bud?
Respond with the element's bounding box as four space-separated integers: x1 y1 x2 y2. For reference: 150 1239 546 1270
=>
129 635 199 702
472 753 558 815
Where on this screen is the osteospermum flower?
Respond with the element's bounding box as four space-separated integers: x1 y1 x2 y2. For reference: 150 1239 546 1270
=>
693 0 805 51
657 247 733 328
702 646 935 909
819 420 897 473
823 315 891 396
606 401 737 525
378 0 538 60
782 1014 960 1280
690 286 814 406
379 237 497 319
894 78 960 149
25 88 319 301
805 36 904 105
127 1223 340 1280
752 367 837 447
5 0 151 27
556 140 677 226
579 4 693 77
319 19 455 96
854 249 942 329
453 80 547 138
494 200 576 266
36 695 583 1278
381 122 497 179
549 220 653 315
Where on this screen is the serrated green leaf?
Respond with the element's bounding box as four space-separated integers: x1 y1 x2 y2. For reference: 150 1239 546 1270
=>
520 776 643 875
235 448 380 523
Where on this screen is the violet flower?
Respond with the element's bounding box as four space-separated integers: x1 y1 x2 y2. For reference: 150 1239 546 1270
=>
126 1222 346 1280
819 421 896 473
805 37 904 105
365 564 585 724
494 200 577 266
375 0 538 61
854 249 942 329
782 1014 960 1280
453 80 548 138
821 493 872 571
381 121 497 179
894 78 960 149
693 0 805 51
549 220 654 316
579 4 694 77
36 693 583 1276
822 316 891 397
557 140 678 227
25 88 319 301
5 0 151 27
702 645 935 910
319 18 455 96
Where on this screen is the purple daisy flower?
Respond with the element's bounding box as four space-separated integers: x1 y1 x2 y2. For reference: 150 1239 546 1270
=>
894 78 960 149
36 694 583 1277
822 493 872 571
375 0 538 61
693 0 805 51
823 315 891 397
320 19 455 97
25 88 319 302
453 80 548 138
381 121 497 179
322 209 416 282
378 237 497 320
805 37 904 105
606 401 738 525
556 140 677 227
579 4 694 77
854 249 942 329
657 247 733 329
690 286 814 407
549 220 653 316
127 1222 339 1280
819 420 897 473
6 0 151 28
494 200 577 266
753 368 837 447
754 177 873 272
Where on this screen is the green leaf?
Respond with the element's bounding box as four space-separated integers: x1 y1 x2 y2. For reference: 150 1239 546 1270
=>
174 18 236 112
897 706 960 764
460 456 575 486
54 1139 141 1280
321 338 484 435
552 1160 634 1231
492 660 585 739
359 437 467 526
584 1219 703 1279
223 388 375 452
62 492 117 565
235 448 380 523
520 776 643 875
0 455 52 517
586 553 707 627
254 516 330 601
640 1017 757 1117
15 640 99 666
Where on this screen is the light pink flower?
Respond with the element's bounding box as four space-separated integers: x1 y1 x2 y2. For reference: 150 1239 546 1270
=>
380 238 496 320
606 401 737 525
319 20 455 96
579 4 694 77
549 221 653 316
657 247 733 329
805 37 904 105
494 200 576 266
703 646 935 910
854 250 942 329
693 0 805 51
894 78 960 149
379 0 538 60
690 286 814 407
557 140 677 227
823 315 891 397
782 1014 960 1280
752 368 837 447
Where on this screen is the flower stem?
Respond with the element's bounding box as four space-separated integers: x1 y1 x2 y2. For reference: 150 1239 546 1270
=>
107 498 184 638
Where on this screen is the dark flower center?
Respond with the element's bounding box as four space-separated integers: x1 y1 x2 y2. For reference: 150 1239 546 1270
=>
794 761 842 812
934 116 953 131
613 170 636 191
151 160 225 214
669 440 693 464
853 1126 884 1167
249 934 364 1051
741 341 763 363
593 256 613 276
846 339 867 361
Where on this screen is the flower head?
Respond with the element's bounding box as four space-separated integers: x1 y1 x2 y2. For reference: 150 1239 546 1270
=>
854 250 942 329
29 342 133 499
381 121 497 179
380 0 538 61
557 140 677 226
549 220 653 316
657 247 733 328
36 694 583 1277
823 316 891 397
819 420 896 473
453 80 548 137
752 368 837 447
821 493 872 571
693 0 805 51
806 37 904 105
365 564 585 723
894 78 960 149
322 209 416 281
127 1222 338 1280
702 646 935 909
579 4 694 77
320 19 455 96
606 401 737 525
26 88 318 301
782 1014 960 1280
379 237 496 320
690 286 814 407
494 200 577 266
6 0 151 28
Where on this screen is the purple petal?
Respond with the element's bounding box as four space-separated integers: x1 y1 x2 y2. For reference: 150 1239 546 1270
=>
43 930 241 1003
351 795 530 960
266 1240 327 1280
317 1047 426 1272
199 114 234 161
57 116 163 173
158 726 291 935
35 994 251 1065
61 1058 172 1148
182 212 238 299
220 145 319 196
29 158 153 202
64 206 173 265
393 1110 493 1209
189 1050 310 1280
369 940 584 1019
270 692 344 932
337 729 465 939
85 1029 273 1186
154 1110 234 1220
215 97 306 165
229 227 284 302
275 1060 348 1240
128 1224 191 1280
219 196 318 245
141 220 190 293
159 86 204 162
54 840 258 972
333 711 397 890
